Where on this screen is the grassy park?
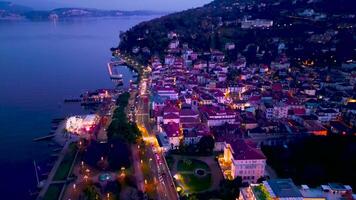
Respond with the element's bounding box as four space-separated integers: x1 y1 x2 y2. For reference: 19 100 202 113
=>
180 173 212 192
53 143 77 181
177 159 210 171
43 184 63 200
173 158 213 193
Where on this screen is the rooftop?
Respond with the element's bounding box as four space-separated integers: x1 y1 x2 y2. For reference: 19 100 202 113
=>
265 179 303 198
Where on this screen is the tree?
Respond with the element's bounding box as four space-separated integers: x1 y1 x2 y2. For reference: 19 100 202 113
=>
220 176 243 200
197 135 215 155
257 176 269 183
83 185 100 200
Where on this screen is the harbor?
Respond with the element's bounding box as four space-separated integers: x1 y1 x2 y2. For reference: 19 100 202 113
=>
31 59 138 200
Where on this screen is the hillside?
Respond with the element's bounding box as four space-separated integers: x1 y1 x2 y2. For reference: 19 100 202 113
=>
118 0 356 65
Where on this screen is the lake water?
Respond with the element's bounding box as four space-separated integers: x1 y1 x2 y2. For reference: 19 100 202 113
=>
0 16 157 199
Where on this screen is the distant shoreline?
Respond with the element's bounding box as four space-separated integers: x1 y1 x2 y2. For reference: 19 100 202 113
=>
0 1 169 21
0 14 163 22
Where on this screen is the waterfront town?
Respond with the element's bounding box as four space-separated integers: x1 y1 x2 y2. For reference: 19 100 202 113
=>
26 0 356 200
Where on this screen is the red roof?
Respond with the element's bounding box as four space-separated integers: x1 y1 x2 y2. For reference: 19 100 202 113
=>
179 109 198 116
212 90 225 98
200 106 235 118
163 123 180 137
229 139 266 160
180 117 200 124
293 108 306 115
163 106 179 114
249 95 261 102
163 113 180 120
272 83 283 91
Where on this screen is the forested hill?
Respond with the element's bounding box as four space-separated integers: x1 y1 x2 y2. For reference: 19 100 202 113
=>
0 1 167 20
117 0 356 64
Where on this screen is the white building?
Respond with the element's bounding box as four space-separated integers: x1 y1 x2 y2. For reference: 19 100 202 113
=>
241 19 273 29
156 87 178 100
201 106 236 127
220 140 266 183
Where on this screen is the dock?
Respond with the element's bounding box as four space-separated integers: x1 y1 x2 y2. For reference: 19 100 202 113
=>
64 98 81 103
107 62 124 79
33 134 56 142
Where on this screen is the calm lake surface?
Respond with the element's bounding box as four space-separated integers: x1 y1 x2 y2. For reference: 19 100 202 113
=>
0 16 157 199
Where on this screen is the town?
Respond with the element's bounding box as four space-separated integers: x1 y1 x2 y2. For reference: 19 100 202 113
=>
31 0 355 199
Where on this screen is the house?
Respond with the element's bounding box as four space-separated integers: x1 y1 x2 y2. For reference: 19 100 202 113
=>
183 124 210 145
225 42 236 50
200 93 214 105
201 106 237 127
221 139 266 182
300 183 354 200
259 64 269 73
315 108 339 124
304 120 328 136
180 108 200 131
273 102 289 119
162 122 181 149
241 19 273 29
240 181 354 200
163 112 180 125
156 86 178 100
239 179 303 200
169 40 180 49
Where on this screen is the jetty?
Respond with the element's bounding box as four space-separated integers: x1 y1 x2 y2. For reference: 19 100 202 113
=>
64 98 81 103
107 62 124 80
33 134 56 142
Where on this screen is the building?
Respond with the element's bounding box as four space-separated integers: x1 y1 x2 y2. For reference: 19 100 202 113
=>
300 183 354 200
162 122 182 149
201 106 237 127
220 140 266 182
156 86 178 100
65 114 100 135
239 180 354 200
241 19 273 29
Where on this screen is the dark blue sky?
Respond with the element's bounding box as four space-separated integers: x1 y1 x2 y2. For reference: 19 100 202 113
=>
12 0 212 11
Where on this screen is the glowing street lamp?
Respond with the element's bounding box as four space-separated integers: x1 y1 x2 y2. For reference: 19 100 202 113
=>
84 175 89 182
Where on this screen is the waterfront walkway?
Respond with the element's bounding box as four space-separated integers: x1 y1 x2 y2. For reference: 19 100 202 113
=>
37 140 71 199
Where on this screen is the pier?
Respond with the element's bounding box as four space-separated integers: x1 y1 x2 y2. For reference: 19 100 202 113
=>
107 62 124 79
33 134 56 142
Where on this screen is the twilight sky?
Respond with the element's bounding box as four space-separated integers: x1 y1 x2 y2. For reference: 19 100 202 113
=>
12 0 213 11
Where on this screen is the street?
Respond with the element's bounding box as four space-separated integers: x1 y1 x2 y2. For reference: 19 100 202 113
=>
135 74 178 200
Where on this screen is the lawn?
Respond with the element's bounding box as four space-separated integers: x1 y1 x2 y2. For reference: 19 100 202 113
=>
177 159 210 172
53 143 77 181
180 173 212 192
43 184 63 200
175 158 213 193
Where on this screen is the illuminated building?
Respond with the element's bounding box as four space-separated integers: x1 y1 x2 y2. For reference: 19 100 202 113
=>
65 114 100 135
220 140 266 183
